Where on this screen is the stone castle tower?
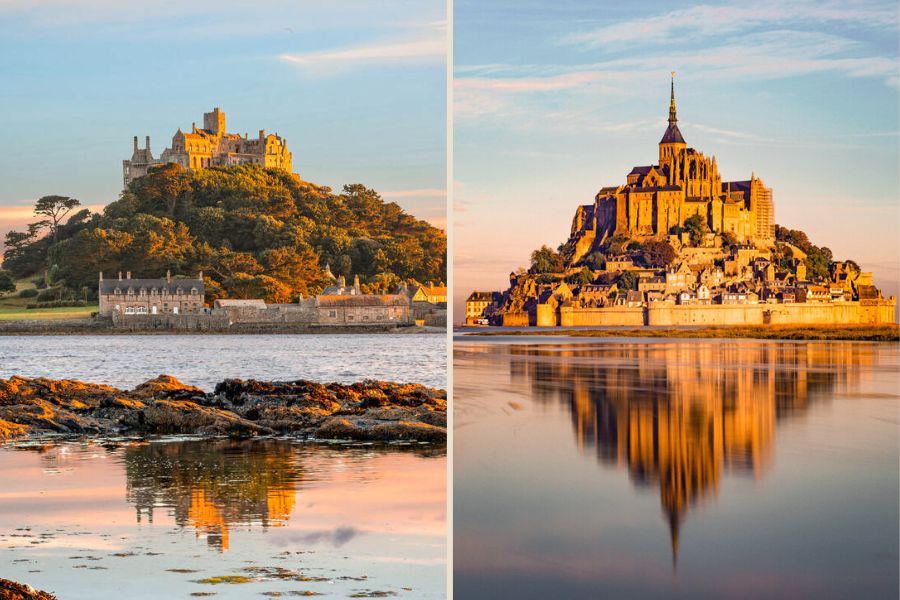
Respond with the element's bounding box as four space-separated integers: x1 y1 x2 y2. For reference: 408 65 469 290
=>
566 74 775 264
123 108 294 187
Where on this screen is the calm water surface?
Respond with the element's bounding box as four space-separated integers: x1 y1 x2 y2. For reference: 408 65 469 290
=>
0 438 446 599
454 337 899 599
0 333 446 389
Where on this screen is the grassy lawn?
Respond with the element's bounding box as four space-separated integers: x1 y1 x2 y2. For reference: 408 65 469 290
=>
0 280 97 321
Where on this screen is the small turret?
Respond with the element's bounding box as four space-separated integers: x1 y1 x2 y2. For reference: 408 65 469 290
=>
323 262 336 281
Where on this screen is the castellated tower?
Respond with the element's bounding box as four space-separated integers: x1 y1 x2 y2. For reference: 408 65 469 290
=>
565 74 776 264
203 107 226 135
122 108 294 187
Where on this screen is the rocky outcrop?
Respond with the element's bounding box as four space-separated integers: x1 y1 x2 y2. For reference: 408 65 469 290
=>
0 579 57 600
0 375 446 443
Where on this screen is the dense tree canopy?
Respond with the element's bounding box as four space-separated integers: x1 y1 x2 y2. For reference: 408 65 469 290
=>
639 240 676 268
529 245 564 274
775 225 837 281
684 214 708 246
3 164 446 302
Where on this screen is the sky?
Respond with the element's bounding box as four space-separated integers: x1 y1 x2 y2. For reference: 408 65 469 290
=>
453 0 900 317
0 0 447 239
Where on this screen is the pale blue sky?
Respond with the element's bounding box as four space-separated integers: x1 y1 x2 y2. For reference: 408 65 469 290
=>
454 0 900 315
0 0 447 229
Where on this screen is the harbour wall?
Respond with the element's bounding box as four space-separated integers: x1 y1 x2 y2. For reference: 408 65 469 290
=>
549 300 897 327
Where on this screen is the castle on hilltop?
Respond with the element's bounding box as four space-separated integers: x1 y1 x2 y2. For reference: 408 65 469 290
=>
567 74 775 264
122 107 293 186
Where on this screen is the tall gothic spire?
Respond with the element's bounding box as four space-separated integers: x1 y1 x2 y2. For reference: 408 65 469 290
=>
669 71 677 124
659 71 686 147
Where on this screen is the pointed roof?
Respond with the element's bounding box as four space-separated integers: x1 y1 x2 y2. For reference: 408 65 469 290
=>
660 72 686 145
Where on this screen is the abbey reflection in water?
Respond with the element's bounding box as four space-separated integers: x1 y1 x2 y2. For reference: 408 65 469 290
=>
506 342 877 565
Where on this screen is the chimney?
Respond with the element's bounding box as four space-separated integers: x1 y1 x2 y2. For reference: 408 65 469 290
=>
145 136 151 154
259 129 265 140
353 274 361 293
198 270 203 281
126 271 132 280
166 269 171 283
133 136 138 153
99 271 103 282
118 271 122 281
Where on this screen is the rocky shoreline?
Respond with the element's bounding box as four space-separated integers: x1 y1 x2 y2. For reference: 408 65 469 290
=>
0 579 56 600
0 375 446 443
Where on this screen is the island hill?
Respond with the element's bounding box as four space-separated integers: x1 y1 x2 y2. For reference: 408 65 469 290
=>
0 107 447 331
466 77 896 329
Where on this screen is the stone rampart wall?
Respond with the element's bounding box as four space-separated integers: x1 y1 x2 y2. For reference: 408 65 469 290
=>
560 306 645 327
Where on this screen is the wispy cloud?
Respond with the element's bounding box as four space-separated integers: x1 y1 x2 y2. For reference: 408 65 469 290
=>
456 27 900 123
279 31 445 73
564 1 897 48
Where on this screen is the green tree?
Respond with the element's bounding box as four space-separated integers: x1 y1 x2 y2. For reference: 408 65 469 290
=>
34 195 81 245
617 271 638 291
530 245 563 274
260 246 324 298
684 214 708 246
640 240 676 267
0 270 16 294
720 231 738 250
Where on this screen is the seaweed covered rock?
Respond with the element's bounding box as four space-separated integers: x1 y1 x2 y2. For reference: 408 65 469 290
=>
0 376 446 442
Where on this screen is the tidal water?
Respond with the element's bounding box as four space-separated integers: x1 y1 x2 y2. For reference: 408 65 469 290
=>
454 337 899 599
0 333 447 390
0 438 446 599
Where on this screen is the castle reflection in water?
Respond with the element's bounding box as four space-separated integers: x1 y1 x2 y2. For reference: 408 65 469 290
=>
124 439 299 551
504 341 877 566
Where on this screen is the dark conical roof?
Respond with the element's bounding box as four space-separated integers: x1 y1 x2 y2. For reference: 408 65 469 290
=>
660 122 685 144
660 72 686 145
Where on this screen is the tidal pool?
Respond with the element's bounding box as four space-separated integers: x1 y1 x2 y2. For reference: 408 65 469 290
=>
0 438 446 599
453 337 899 599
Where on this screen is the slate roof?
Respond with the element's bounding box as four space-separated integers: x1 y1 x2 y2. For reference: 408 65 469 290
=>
100 278 203 295
467 291 493 302
627 185 681 192
660 122 685 144
317 294 409 307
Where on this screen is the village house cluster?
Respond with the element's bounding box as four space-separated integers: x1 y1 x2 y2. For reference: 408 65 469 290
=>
99 268 446 329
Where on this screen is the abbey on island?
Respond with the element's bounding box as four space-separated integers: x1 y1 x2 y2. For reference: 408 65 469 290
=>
465 75 895 328
568 73 774 264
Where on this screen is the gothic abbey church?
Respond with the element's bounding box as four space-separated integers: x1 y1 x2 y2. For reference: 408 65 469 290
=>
122 107 293 186
567 75 775 263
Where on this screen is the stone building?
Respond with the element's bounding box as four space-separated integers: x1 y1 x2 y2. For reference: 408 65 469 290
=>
465 291 493 324
567 74 775 265
123 107 293 186
98 271 205 317
316 294 411 325
411 283 448 305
